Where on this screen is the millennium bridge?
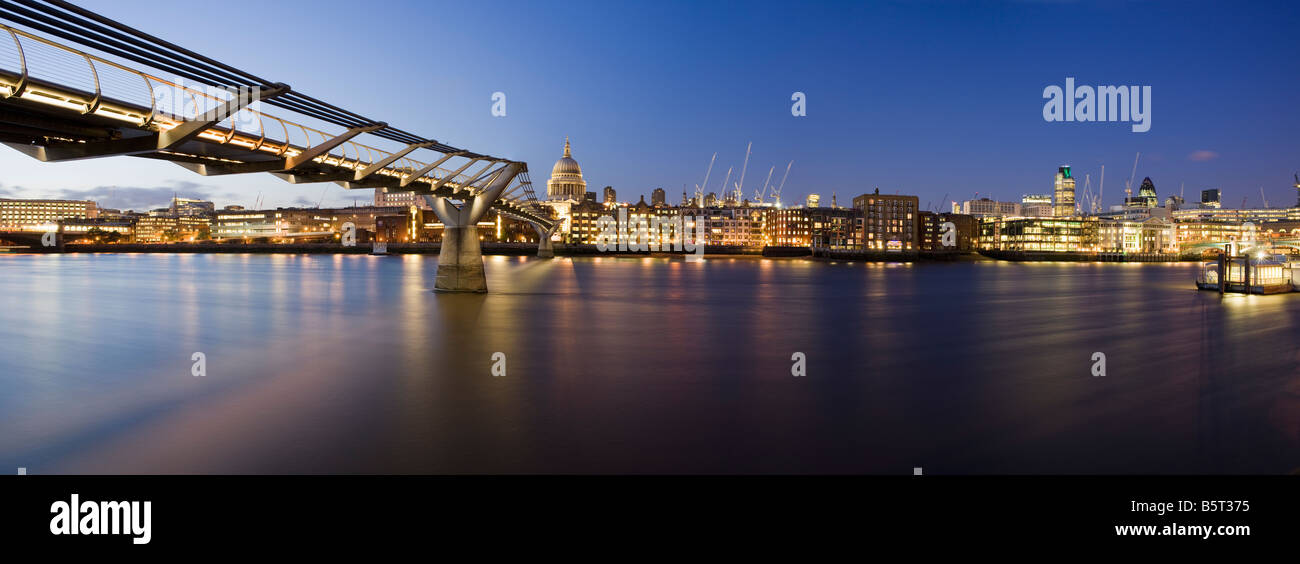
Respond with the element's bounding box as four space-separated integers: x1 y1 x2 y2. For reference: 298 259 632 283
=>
0 0 559 292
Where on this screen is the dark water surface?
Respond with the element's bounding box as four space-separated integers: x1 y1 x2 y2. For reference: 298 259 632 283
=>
2 253 1299 474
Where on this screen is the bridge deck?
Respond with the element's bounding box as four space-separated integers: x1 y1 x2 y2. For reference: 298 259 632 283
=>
0 8 551 227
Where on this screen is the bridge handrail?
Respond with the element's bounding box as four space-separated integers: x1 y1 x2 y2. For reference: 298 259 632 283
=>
0 12 549 226
0 23 470 183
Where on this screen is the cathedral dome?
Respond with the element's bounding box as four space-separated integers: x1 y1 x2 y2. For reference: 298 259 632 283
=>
547 137 587 201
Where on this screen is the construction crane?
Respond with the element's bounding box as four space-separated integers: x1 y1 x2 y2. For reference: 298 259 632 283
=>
753 165 775 204
1260 186 1269 208
937 193 948 213
1294 173 1300 207
1098 165 1105 214
733 142 751 204
694 152 716 207
770 161 793 207
1076 172 1086 214
717 166 732 203
1124 152 1141 202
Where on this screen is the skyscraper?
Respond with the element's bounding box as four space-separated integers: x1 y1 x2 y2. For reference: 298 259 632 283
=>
1053 166 1076 217
651 187 666 207
603 186 617 206
1125 177 1158 209
1201 189 1221 209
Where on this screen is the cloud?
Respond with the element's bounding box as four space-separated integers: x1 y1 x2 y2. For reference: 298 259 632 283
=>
1188 150 1219 162
292 196 315 207
53 180 223 211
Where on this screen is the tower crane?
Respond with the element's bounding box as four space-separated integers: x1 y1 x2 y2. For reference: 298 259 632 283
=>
1098 165 1105 214
754 166 775 204
717 166 732 203
733 142 751 204
770 161 793 207
694 152 716 207
1124 152 1140 202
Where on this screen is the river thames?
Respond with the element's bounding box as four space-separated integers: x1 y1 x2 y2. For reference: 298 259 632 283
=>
2 253 1298 474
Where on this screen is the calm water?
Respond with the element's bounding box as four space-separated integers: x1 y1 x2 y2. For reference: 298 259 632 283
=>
1 253 1299 474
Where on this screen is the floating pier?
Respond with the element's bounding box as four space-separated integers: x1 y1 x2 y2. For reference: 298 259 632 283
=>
1196 252 1296 295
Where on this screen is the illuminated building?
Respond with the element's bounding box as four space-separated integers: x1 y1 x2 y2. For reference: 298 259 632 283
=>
1200 189 1221 209
1171 206 1299 223
330 207 415 243
764 208 812 246
1125 177 1159 209
764 207 856 248
1096 217 1176 253
1053 165 1076 217
953 198 1021 218
541 137 587 240
135 215 210 243
700 208 765 247
566 198 611 244
1175 221 1253 248
546 137 586 201
809 208 856 249
603 186 617 206
60 218 133 241
171 197 215 215
651 188 666 208
806 194 821 208
416 209 531 243
980 217 1097 252
853 190 918 251
0 198 98 230
1021 194 1053 217
917 211 977 251
374 188 432 210
212 209 334 240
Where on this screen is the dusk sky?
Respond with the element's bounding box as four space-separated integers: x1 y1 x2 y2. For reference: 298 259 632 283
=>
1 0 1297 211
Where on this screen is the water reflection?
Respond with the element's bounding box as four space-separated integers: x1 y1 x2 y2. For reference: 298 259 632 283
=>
0 254 1298 474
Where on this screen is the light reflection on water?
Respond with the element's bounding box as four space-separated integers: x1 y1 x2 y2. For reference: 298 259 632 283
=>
1 253 1298 474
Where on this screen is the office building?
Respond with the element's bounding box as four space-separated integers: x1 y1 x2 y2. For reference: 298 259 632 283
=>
1053 165 1076 217
953 198 1020 219
0 198 98 230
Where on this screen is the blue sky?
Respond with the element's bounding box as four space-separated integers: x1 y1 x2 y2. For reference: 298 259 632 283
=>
1 0 1298 211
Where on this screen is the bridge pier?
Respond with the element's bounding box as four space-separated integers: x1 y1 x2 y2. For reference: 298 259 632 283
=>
423 162 523 293
533 223 559 258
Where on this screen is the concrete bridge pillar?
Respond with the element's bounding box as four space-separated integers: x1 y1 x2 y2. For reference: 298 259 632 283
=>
423 162 522 293
534 222 559 258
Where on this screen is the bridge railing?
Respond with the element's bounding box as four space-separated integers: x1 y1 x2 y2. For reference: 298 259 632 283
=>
0 18 548 225
0 23 485 187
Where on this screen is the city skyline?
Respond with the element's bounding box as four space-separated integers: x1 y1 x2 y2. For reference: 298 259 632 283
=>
1 0 1298 211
